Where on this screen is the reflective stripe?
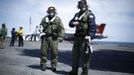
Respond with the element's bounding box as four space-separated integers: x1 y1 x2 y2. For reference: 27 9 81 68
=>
50 16 56 22
78 11 87 20
45 15 57 23
74 11 87 21
45 17 49 23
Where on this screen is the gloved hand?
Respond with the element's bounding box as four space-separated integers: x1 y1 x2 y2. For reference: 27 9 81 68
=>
58 37 63 42
39 32 46 37
85 36 91 43
85 36 93 53
73 21 80 26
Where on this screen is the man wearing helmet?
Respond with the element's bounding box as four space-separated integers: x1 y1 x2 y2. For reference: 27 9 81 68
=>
69 0 96 75
0 23 8 49
40 6 64 72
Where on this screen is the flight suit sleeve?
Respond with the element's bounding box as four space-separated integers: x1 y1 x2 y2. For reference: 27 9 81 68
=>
5 28 8 36
40 17 45 26
58 18 65 38
87 12 97 39
69 13 78 28
40 17 47 32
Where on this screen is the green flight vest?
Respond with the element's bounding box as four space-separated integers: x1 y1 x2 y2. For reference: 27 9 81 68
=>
75 10 90 36
40 15 64 38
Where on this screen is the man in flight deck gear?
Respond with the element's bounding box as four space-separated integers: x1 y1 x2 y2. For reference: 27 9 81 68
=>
40 6 64 72
69 0 96 75
0 23 7 49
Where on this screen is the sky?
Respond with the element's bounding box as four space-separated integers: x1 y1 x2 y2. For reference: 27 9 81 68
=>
0 0 134 43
